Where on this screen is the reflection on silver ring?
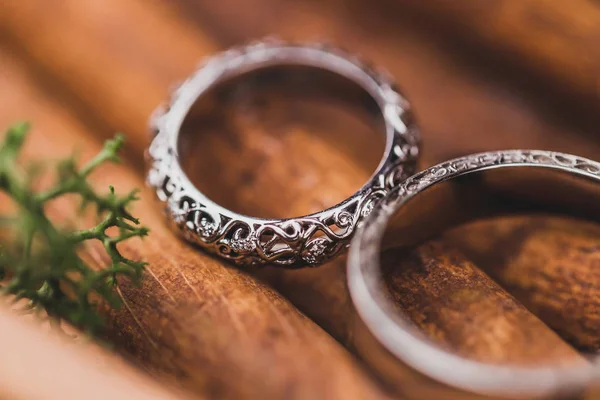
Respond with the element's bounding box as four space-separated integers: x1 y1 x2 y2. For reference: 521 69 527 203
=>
348 150 600 397
146 39 420 268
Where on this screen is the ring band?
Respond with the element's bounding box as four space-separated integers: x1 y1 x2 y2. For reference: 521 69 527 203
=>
348 150 600 397
146 40 420 268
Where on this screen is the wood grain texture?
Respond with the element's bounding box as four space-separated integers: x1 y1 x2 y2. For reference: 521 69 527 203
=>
180 0 600 164
383 241 585 366
0 47 389 400
3 0 600 398
0 0 216 167
446 217 600 353
391 0 600 125
0 304 191 400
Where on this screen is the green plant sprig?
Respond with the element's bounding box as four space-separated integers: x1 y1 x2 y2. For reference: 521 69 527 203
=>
0 122 148 336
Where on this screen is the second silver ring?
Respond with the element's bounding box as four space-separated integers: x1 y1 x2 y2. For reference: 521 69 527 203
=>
348 149 600 398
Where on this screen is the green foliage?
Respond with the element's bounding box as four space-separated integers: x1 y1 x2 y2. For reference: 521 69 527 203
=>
0 122 148 335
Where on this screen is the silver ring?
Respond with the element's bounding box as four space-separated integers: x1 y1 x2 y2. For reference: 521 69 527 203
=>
146 39 420 268
348 150 600 397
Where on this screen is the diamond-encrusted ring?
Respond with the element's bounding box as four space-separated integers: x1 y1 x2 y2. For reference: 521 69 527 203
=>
146 39 420 268
348 150 600 397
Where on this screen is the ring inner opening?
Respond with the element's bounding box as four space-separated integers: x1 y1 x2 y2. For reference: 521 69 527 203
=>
374 165 600 368
178 64 386 219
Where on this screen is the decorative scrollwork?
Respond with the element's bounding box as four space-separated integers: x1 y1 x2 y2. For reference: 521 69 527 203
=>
147 126 416 267
145 40 420 268
384 150 600 209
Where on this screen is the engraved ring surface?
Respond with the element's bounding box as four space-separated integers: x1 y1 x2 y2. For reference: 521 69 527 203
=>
146 40 420 268
348 150 600 398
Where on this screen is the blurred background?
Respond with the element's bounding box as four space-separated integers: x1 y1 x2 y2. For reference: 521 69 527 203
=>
1 1 600 399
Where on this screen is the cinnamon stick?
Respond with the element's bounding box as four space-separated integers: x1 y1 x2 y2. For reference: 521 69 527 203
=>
0 305 190 400
383 241 585 366
446 216 600 353
0 0 216 168
391 0 600 119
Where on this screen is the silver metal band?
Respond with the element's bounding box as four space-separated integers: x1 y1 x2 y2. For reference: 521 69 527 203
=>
348 150 600 397
146 39 420 268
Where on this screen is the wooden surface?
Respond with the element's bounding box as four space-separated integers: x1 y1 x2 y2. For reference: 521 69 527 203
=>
392 0 600 133
0 304 190 400
446 217 600 353
2 0 600 399
383 241 586 367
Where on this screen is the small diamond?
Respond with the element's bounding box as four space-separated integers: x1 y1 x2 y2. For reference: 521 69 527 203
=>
361 201 376 217
301 238 330 265
230 238 256 253
198 217 217 238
